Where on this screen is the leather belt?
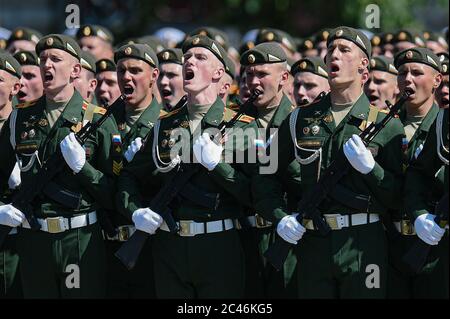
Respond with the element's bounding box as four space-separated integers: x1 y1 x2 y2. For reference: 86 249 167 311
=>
160 219 234 237
303 213 380 230
21 211 97 234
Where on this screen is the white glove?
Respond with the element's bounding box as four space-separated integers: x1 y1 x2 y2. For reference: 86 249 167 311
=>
132 208 163 235
124 137 143 162
0 204 25 227
8 161 21 190
60 133 86 173
343 134 375 174
414 213 446 245
414 144 424 160
276 213 306 245
193 132 223 171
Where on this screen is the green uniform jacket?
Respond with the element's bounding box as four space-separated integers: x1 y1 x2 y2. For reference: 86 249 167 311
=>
405 108 449 220
0 90 119 218
117 96 258 222
253 92 405 224
110 98 164 226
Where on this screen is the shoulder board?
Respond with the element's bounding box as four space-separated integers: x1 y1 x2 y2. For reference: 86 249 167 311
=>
82 101 89 110
160 106 183 119
94 106 107 115
227 103 240 111
15 99 38 109
238 114 255 123
159 109 168 117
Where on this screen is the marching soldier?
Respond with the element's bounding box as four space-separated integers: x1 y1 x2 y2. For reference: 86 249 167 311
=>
74 51 98 103
157 48 186 112
6 27 41 54
253 27 405 298
0 52 22 299
104 43 164 298
76 24 115 60
239 42 297 298
423 31 448 54
95 58 121 106
117 35 256 298
13 50 43 103
404 106 448 299
436 52 448 109
0 34 119 298
291 56 330 107
364 56 399 110
387 48 445 298
255 28 299 60
393 29 426 55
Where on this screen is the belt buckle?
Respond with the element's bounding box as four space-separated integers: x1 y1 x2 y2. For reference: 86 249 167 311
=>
46 217 64 234
179 220 194 237
401 219 416 235
255 214 267 228
325 215 340 230
117 226 130 241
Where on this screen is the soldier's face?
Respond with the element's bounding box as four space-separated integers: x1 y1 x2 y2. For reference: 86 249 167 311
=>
326 39 368 88
397 63 442 107
245 63 288 107
294 72 330 106
426 41 447 54
39 49 81 95
364 70 398 109
158 63 185 108
183 47 222 94
381 44 395 58
0 70 20 109
117 58 158 107
79 36 113 60
435 74 449 108
96 71 121 106
18 65 43 103
7 40 36 55
73 68 97 102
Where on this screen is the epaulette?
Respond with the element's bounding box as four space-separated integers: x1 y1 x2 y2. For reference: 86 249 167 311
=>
227 103 240 111
159 109 168 117
159 105 183 119
82 101 107 115
238 114 255 123
15 99 38 109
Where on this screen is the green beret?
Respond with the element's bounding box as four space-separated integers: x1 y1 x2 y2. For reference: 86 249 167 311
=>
327 26 372 59
423 31 448 47
182 35 228 69
13 50 40 67
36 34 81 61
114 43 159 68
238 41 256 56
76 24 114 44
0 39 7 50
314 28 332 44
437 52 449 75
0 51 22 78
291 56 328 78
369 56 397 75
394 47 441 72
240 42 287 66
393 29 426 47
255 28 296 53
80 51 97 74
189 27 230 51
95 58 116 74
297 37 315 52
137 35 167 53
7 27 42 46
157 48 184 65
115 38 139 50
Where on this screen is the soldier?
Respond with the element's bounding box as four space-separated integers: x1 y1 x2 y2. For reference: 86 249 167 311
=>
423 31 448 54
364 56 399 110
314 29 331 60
380 32 396 58
291 56 330 107
296 37 316 58
95 58 121 106
104 43 164 298
436 52 448 109
6 27 42 54
117 35 256 298
0 52 22 299
404 107 448 299
13 51 43 103
393 29 426 55
74 51 97 103
256 28 299 60
156 48 186 112
0 34 119 298
253 26 405 298
239 42 297 298
218 53 237 105
386 48 445 298
76 24 114 60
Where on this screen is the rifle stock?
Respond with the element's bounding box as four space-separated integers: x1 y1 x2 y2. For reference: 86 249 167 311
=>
264 92 411 271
